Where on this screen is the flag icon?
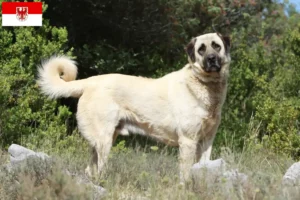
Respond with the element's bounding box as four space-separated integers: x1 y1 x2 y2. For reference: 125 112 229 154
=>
2 2 42 26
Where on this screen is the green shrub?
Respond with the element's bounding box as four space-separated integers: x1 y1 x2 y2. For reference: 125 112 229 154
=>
250 21 300 158
0 1 73 150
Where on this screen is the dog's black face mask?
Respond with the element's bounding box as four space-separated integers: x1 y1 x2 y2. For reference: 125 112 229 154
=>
203 53 222 73
197 41 223 73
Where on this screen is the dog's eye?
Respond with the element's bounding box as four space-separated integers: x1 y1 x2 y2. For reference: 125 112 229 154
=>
212 41 221 52
198 44 206 56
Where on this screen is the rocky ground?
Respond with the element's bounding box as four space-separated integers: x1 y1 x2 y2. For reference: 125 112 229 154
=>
1 144 300 199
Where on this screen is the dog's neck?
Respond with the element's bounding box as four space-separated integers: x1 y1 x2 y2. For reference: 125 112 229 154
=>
185 63 228 115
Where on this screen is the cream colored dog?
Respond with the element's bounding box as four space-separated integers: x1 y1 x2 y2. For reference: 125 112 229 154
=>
37 32 231 183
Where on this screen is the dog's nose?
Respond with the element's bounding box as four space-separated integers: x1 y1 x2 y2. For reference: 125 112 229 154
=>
207 54 216 62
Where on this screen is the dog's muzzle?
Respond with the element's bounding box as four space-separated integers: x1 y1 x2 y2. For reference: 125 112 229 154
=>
203 54 221 72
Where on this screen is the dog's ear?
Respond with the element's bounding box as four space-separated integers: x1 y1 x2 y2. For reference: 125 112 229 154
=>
222 36 231 52
185 38 196 62
217 33 231 54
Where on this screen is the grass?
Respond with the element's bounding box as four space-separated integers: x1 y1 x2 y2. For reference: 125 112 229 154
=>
0 137 300 200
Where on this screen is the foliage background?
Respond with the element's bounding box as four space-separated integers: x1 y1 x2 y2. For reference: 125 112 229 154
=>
0 0 300 159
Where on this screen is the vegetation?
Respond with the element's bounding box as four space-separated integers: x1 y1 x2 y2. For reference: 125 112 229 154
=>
0 0 300 199
1 140 299 199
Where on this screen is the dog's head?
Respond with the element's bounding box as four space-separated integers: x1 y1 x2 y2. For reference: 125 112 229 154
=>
185 33 231 80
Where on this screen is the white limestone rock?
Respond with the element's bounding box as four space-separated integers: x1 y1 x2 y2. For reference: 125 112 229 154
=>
282 162 300 186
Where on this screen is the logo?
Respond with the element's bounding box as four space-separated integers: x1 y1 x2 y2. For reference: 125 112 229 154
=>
16 7 28 21
2 2 42 26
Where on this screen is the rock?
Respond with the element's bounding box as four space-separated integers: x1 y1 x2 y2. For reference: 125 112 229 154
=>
6 144 106 198
282 161 300 199
91 184 107 199
8 144 50 165
220 169 248 187
8 144 35 157
191 158 227 176
191 158 250 199
218 169 249 199
74 174 107 199
191 158 227 189
282 162 300 186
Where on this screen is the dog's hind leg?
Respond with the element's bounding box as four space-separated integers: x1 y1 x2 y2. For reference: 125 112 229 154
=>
84 124 117 178
78 94 121 177
85 124 115 176
94 126 115 175
85 147 98 177
81 109 119 177
112 132 119 144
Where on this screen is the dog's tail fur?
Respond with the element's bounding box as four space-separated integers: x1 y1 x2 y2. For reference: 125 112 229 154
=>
37 56 84 99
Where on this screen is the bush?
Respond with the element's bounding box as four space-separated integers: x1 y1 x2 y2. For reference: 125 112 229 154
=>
0 1 74 150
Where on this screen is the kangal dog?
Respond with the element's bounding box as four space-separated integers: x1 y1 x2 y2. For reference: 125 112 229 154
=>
37 33 231 183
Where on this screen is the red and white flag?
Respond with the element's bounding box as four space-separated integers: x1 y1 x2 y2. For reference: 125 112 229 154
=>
2 2 42 26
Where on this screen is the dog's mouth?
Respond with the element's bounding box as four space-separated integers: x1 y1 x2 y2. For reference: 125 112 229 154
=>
208 64 221 72
202 54 222 73
203 63 221 73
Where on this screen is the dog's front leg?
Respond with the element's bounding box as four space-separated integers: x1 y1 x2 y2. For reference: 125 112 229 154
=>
178 136 198 184
196 136 215 163
196 119 220 163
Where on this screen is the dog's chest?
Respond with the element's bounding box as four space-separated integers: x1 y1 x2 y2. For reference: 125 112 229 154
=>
175 84 224 138
175 97 210 130
177 105 220 141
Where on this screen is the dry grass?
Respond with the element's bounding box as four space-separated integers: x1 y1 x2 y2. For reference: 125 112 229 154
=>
0 140 300 200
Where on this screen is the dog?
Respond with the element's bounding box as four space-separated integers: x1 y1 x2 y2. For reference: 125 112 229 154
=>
37 32 231 183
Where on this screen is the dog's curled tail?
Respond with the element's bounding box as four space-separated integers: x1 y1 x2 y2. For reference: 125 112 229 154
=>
37 56 84 99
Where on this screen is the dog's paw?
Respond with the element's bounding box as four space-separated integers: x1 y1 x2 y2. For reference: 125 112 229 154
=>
85 166 93 177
